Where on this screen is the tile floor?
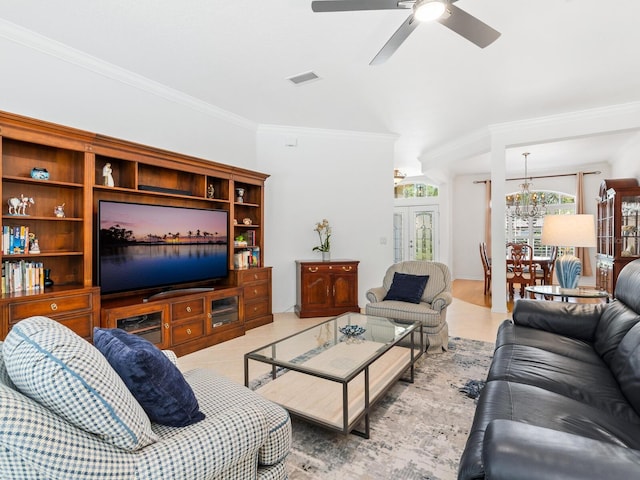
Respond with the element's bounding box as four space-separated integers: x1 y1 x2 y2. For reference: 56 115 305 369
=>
177 296 508 384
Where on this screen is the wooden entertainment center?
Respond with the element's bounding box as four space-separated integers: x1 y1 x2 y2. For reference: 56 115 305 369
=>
0 111 272 356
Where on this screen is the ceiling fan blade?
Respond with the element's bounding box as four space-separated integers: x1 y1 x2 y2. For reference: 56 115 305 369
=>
370 15 419 66
311 0 407 13
438 4 500 48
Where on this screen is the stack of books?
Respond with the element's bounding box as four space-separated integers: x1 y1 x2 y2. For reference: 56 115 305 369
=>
2 260 45 293
2 225 31 255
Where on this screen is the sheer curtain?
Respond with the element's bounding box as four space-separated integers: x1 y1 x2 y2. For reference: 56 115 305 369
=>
575 172 593 276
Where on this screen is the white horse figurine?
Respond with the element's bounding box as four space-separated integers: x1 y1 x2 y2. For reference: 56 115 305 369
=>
8 195 35 216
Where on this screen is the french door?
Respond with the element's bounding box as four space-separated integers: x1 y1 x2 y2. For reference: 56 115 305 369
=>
393 206 439 263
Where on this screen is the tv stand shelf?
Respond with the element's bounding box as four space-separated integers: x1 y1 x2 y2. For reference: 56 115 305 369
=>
0 110 272 346
102 286 244 356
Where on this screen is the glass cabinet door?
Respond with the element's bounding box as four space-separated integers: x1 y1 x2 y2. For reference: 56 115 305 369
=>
621 196 640 258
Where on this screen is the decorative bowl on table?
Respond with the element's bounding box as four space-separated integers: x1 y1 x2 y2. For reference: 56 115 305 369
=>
339 325 366 344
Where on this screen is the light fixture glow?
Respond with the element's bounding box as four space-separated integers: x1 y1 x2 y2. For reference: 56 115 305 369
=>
414 0 447 22
506 152 547 221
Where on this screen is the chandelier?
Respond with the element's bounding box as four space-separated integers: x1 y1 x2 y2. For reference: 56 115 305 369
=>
506 152 547 220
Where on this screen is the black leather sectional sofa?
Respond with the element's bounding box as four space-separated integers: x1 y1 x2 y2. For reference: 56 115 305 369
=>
459 258 640 479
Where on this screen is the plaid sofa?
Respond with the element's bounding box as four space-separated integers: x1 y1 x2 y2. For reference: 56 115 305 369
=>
0 316 291 479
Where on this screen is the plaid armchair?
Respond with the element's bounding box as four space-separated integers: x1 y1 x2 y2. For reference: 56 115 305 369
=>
365 261 452 353
0 316 291 479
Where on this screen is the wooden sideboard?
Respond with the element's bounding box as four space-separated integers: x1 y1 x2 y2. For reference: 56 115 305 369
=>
295 259 360 318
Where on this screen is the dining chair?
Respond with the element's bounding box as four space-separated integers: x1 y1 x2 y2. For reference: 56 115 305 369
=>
479 242 491 295
535 245 558 285
506 243 535 298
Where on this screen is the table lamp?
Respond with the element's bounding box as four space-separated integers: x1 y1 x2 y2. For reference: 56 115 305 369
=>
541 214 596 289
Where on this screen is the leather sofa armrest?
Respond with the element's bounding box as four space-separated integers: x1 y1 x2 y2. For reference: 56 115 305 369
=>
483 420 640 480
366 286 386 303
431 291 453 311
512 299 605 342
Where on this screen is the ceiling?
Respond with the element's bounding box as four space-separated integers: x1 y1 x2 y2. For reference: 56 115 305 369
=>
1 0 639 177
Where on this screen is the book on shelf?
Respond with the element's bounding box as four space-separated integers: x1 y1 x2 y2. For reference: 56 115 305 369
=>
2 225 30 255
234 247 260 269
1 260 45 294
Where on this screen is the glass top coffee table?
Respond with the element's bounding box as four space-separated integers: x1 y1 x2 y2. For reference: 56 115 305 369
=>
244 312 423 438
525 285 610 303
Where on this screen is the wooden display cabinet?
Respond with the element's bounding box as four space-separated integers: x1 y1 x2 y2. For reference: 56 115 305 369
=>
596 178 640 297
295 259 360 318
0 110 272 345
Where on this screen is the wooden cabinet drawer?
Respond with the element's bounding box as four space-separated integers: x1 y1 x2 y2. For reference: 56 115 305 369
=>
56 313 94 339
245 300 269 321
172 319 205 345
9 293 94 323
171 298 205 321
244 283 269 301
7 312 94 339
238 269 270 283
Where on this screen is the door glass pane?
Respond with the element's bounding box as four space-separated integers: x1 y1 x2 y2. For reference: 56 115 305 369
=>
414 212 434 261
393 213 404 263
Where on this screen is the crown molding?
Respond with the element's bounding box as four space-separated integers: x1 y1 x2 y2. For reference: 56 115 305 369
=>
489 101 640 137
420 101 640 168
0 18 257 131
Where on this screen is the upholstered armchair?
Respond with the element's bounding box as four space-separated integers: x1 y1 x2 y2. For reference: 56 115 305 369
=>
365 261 453 353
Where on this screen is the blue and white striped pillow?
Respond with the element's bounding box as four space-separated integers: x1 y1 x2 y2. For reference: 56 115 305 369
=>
4 316 158 451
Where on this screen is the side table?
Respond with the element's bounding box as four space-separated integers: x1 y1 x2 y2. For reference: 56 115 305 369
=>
525 285 610 303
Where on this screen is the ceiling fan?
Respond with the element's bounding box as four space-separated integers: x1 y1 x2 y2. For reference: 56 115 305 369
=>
311 0 501 65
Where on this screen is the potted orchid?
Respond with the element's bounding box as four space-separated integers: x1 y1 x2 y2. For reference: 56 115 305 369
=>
312 219 331 261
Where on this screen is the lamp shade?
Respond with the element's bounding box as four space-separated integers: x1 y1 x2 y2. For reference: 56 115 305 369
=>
541 214 596 248
541 214 596 289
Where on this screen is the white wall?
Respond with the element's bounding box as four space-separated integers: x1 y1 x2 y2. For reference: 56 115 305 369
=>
0 28 397 315
257 126 396 312
612 132 640 180
0 30 257 169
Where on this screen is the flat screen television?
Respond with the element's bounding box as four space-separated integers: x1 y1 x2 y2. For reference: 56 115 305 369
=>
97 200 229 295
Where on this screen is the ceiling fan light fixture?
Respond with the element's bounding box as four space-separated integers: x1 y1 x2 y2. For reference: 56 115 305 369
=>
414 0 447 22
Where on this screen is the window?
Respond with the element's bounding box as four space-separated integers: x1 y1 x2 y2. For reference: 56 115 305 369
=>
505 191 576 256
394 182 439 199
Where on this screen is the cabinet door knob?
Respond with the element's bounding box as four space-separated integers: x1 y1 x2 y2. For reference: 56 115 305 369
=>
186 306 192 313
253 289 258 295
253 273 258 280
186 328 192 335
308 267 318 273
50 303 58 311
164 323 170 329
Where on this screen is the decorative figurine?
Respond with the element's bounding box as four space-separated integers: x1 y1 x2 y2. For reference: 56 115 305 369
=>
29 233 41 254
243 218 252 225
30 167 50 180
54 203 66 218
235 187 245 203
7 194 35 216
207 184 215 199
103 163 115 187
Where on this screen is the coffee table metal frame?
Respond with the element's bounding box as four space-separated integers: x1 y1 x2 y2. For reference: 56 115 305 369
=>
244 313 423 439
525 285 610 303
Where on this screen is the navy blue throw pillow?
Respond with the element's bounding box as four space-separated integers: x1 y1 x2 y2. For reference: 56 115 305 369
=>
383 272 430 304
93 328 205 427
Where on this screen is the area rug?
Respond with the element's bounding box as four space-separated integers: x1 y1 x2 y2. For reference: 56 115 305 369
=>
284 336 494 480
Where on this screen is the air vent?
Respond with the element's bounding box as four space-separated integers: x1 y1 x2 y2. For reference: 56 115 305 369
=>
286 71 320 85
